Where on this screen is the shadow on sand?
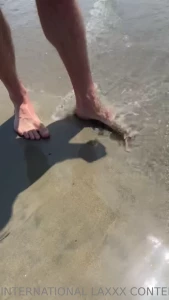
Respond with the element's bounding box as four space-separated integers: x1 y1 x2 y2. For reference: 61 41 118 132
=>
0 115 109 237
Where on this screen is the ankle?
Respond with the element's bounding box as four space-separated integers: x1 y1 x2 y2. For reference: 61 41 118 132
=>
9 84 28 108
75 84 99 108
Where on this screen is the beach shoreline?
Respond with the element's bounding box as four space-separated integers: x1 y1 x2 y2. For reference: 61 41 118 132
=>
1 0 169 298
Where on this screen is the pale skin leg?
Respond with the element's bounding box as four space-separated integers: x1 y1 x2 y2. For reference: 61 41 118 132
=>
0 0 115 141
36 0 114 126
0 9 49 140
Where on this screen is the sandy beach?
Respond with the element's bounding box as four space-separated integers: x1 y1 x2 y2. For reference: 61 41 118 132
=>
1 0 169 299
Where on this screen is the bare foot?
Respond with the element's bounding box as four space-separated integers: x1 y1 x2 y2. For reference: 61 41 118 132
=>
14 100 49 140
75 97 137 151
75 98 127 136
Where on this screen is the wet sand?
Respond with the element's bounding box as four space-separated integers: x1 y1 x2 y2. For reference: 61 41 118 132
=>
1 0 169 299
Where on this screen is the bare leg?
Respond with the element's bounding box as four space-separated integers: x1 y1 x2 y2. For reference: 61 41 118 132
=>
36 0 114 127
0 9 49 139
